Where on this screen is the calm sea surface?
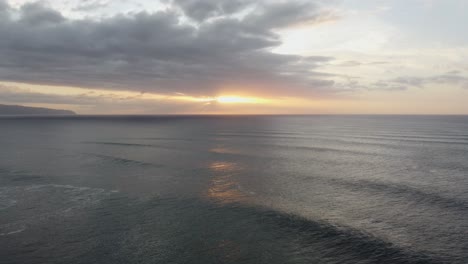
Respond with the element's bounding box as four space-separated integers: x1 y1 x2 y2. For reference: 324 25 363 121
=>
0 115 467 264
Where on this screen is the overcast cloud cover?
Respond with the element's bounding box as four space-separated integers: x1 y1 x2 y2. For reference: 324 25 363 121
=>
0 0 467 114
0 0 338 96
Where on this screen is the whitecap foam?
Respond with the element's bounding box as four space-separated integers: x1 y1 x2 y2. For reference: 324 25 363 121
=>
1 184 119 224
0 222 26 236
0 227 26 236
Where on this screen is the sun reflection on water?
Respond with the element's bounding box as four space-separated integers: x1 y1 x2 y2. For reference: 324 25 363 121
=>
209 147 239 155
204 161 247 204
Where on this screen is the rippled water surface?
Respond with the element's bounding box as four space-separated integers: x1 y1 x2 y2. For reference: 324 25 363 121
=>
1 115 467 263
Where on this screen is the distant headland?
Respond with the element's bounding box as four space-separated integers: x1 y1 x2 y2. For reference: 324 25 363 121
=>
0 104 76 115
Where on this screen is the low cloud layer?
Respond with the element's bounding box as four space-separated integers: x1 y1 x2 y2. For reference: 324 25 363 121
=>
0 0 336 96
0 83 218 114
392 72 468 90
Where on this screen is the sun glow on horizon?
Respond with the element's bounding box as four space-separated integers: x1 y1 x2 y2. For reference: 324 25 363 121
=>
215 96 267 104
185 95 270 104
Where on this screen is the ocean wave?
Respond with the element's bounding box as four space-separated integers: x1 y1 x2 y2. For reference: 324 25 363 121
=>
295 175 468 213
99 196 444 263
0 223 26 236
345 135 468 145
82 141 183 152
2 184 117 216
82 141 155 147
81 153 163 168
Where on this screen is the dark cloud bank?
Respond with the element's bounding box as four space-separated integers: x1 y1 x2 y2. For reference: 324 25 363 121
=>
0 0 336 96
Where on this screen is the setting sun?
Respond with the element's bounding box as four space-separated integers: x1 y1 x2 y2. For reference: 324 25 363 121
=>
215 96 267 104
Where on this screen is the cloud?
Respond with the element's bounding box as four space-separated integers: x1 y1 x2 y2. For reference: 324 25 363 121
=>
370 81 407 91
72 0 110 12
0 0 335 97
0 83 216 114
0 0 8 11
338 71 468 93
391 76 425 87
391 72 468 89
0 84 111 105
166 0 250 21
19 2 65 25
331 78 408 93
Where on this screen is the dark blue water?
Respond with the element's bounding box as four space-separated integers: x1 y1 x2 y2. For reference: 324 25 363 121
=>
1 115 467 264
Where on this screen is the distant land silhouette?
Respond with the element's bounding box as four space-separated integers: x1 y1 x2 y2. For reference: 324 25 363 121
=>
0 104 76 115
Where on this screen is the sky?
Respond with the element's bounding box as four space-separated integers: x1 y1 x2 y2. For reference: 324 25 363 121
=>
0 0 467 114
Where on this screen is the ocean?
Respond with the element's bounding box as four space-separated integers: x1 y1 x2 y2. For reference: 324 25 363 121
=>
0 115 467 264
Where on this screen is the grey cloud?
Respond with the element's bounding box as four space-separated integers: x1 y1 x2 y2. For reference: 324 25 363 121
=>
0 0 336 97
73 1 110 12
336 61 362 67
19 2 65 25
392 73 468 89
0 0 7 11
0 84 201 114
0 84 153 106
356 72 468 93
392 76 425 87
331 78 408 92
167 0 249 21
0 0 10 20
243 1 323 29
0 85 100 105
432 74 468 83
169 0 326 28
332 60 390 68
371 81 407 91
368 61 390 65
446 70 461 75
